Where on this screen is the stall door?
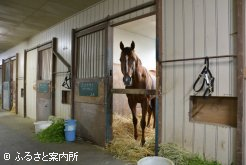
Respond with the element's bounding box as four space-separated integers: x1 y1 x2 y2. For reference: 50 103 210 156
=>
36 46 53 121
26 49 37 119
73 23 112 146
2 59 13 110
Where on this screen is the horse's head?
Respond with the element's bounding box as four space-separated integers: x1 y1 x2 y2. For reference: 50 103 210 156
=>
119 41 138 86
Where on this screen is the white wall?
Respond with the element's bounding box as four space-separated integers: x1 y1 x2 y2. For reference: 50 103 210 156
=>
113 27 156 70
162 0 236 164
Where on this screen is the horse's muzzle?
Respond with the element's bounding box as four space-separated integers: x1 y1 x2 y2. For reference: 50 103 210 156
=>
123 75 132 86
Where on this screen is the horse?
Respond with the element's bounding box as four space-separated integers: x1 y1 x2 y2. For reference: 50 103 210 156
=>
119 41 156 146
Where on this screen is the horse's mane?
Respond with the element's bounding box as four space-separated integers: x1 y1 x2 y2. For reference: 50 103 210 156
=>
132 52 142 67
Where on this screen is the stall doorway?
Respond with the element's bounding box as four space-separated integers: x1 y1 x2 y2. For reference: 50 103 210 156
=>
72 23 113 146
111 15 157 158
24 39 56 121
2 57 17 112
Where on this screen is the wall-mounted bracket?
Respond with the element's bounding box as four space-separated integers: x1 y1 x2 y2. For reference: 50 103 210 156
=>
53 50 71 71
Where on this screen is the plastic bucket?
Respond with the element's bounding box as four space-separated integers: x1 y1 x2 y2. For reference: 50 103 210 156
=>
65 119 76 131
137 156 174 165
64 130 76 142
64 119 76 142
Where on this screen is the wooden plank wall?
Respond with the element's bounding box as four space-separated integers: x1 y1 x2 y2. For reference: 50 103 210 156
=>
162 0 236 164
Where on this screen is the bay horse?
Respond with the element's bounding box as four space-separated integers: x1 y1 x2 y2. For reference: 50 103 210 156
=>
119 41 156 146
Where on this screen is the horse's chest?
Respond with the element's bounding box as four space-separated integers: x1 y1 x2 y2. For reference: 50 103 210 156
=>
126 94 148 103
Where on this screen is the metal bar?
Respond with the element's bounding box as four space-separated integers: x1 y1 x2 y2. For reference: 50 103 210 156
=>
155 97 159 156
75 1 155 33
111 88 156 95
52 71 69 74
53 50 71 71
161 54 237 63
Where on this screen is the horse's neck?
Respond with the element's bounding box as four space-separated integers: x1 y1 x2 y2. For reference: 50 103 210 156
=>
132 62 147 84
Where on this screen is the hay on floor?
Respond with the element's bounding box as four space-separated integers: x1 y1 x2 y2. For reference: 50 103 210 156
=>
106 114 155 163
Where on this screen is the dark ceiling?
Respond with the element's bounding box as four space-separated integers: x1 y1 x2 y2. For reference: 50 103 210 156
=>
0 0 101 53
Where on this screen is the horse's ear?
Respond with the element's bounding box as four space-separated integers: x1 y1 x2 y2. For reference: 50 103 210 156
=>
131 41 135 50
120 41 124 50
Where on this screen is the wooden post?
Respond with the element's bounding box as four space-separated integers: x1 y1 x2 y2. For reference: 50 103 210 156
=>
16 53 18 115
24 50 27 118
236 0 245 164
156 0 163 155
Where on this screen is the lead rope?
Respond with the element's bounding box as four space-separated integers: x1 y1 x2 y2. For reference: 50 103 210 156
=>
193 57 215 97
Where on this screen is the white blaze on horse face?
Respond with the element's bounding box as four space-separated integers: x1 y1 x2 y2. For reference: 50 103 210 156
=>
125 55 129 74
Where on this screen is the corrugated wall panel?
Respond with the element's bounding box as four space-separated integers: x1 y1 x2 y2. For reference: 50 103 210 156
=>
162 0 236 164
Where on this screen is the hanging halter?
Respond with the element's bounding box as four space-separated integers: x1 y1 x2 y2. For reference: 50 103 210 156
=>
193 57 215 97
62 71 71 89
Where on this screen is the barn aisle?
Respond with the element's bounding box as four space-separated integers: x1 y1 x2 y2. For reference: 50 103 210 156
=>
0 112 127 165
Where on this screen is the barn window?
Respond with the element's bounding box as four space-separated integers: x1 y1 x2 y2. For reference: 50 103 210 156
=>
61 90 71 104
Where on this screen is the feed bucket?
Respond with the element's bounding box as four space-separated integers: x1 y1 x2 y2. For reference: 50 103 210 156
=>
137 156 174 165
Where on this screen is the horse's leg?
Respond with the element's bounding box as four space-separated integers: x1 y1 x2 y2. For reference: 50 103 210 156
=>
129 100 138 140
147 103 152 128
140 100 148 146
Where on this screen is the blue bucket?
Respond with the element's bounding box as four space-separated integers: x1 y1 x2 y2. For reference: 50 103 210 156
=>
65 119 76 131
64 119 76 142
64 130 76 142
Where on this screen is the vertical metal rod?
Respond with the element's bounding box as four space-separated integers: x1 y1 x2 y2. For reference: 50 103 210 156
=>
78 38 81 78
82 36 86 78
155 97 159 156
96 31 99 77
85 35 89 78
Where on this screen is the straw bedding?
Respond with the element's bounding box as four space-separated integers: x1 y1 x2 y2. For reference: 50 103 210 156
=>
106 114 155 163
106 114 221 165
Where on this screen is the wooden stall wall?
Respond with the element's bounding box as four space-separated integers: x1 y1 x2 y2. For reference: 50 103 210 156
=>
162 0 236 164
0 0 154 119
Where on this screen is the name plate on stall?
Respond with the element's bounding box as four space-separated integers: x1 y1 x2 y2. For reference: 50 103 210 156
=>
79 82 98 97
38 83 49 93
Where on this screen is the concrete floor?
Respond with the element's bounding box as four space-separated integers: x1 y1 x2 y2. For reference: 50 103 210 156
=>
0 111 128 165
